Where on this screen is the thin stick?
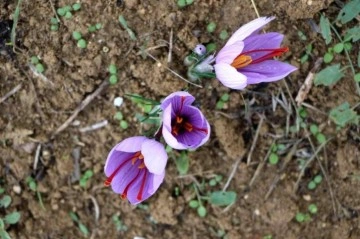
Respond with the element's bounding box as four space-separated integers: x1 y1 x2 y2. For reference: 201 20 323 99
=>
222 155 244 192
307 136 338 216
293 140 330 193
247 114 264 165
79 120 108 133
0 84 22 104
87 195 100 223
167 28 173 63
48 0 60 23
250 0 261 18
33 144 41 171
144 51 203 88
265 140 301 200
295 58 323 106
51 80 109 139
249 140 274 187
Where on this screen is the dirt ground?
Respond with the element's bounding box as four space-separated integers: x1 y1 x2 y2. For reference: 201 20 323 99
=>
1 0 360 238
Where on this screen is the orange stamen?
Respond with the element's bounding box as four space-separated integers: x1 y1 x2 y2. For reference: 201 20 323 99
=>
184 122 193 132
231 47 289 69
231 55 252 68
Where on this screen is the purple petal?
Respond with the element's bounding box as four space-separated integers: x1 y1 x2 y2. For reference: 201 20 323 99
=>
242 33 284 60
115 136 148 153
110 159 140 194
225 16 275 47
214 63 247 90
104 150 134 176
162 104 188 150
240 60 297 84
142 139 168 175
126 170 165 205
160 91 195 111
215 41 244 64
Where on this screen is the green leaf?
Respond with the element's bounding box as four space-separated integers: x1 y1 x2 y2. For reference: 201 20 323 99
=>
323 52 333 63
209 191 237 206
320 15 332 44
175 151 189 175
0 195 11 208
355 73 360 82
344 26 360 42
333 43 344 53
314 64 344 86
189 200 199 208
337 0 360 24
0 230 11 239
69 212 79 222
78 223 89 236
4 211 21 224
329 102 359 127
0 188 4 194
0 218 4 229
197 206 207 217
220 93 230 102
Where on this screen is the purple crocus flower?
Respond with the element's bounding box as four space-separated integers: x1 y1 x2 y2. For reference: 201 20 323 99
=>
104 136 167 205
161 91 210 150
214 17 297 90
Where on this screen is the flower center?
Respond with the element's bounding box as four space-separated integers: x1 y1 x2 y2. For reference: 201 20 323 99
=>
171 116 194 136
231 47 289 69
104 151 148 201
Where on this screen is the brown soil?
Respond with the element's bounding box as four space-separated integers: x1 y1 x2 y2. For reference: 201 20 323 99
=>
1 0 360 239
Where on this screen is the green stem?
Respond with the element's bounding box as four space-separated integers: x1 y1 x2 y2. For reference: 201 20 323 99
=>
329 22 360 95
37 191 45 210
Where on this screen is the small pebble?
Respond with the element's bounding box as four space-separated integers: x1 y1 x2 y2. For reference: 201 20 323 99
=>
113 97 124 107
13 185 21 194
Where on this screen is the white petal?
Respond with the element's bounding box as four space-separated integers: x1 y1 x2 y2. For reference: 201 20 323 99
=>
142 140 168 175
216 41 244 64
225 16 275 47
214 63 247 90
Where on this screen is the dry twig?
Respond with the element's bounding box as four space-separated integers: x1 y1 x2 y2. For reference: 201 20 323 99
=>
222 155 244 192
295 58 323 106
51 80 109 139
265 140 301 200
247 114 265 165
0 84 22 104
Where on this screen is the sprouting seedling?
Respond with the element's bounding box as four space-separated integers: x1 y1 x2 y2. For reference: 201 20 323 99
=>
118 15 137 41
300 43 312 64
108 64 118 85
177 0 194 8
216 93 230 110
50 17 59 31
88 23 102 33
112 215 128 232
57 3 81 19
69 212 89 237
219 30 229 40
309 124 327 144
295 212 311 223
297 30 307 41
30 56 45 74
0 191 21 239
307 174 322 190
206 22 216 33
114 111 129 130
25 176 45 209
79 170 93 188
208 175 223 187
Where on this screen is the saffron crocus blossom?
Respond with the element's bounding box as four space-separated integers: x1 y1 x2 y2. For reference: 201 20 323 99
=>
104 136 167 205
161 91 210 150
214 17 297 90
